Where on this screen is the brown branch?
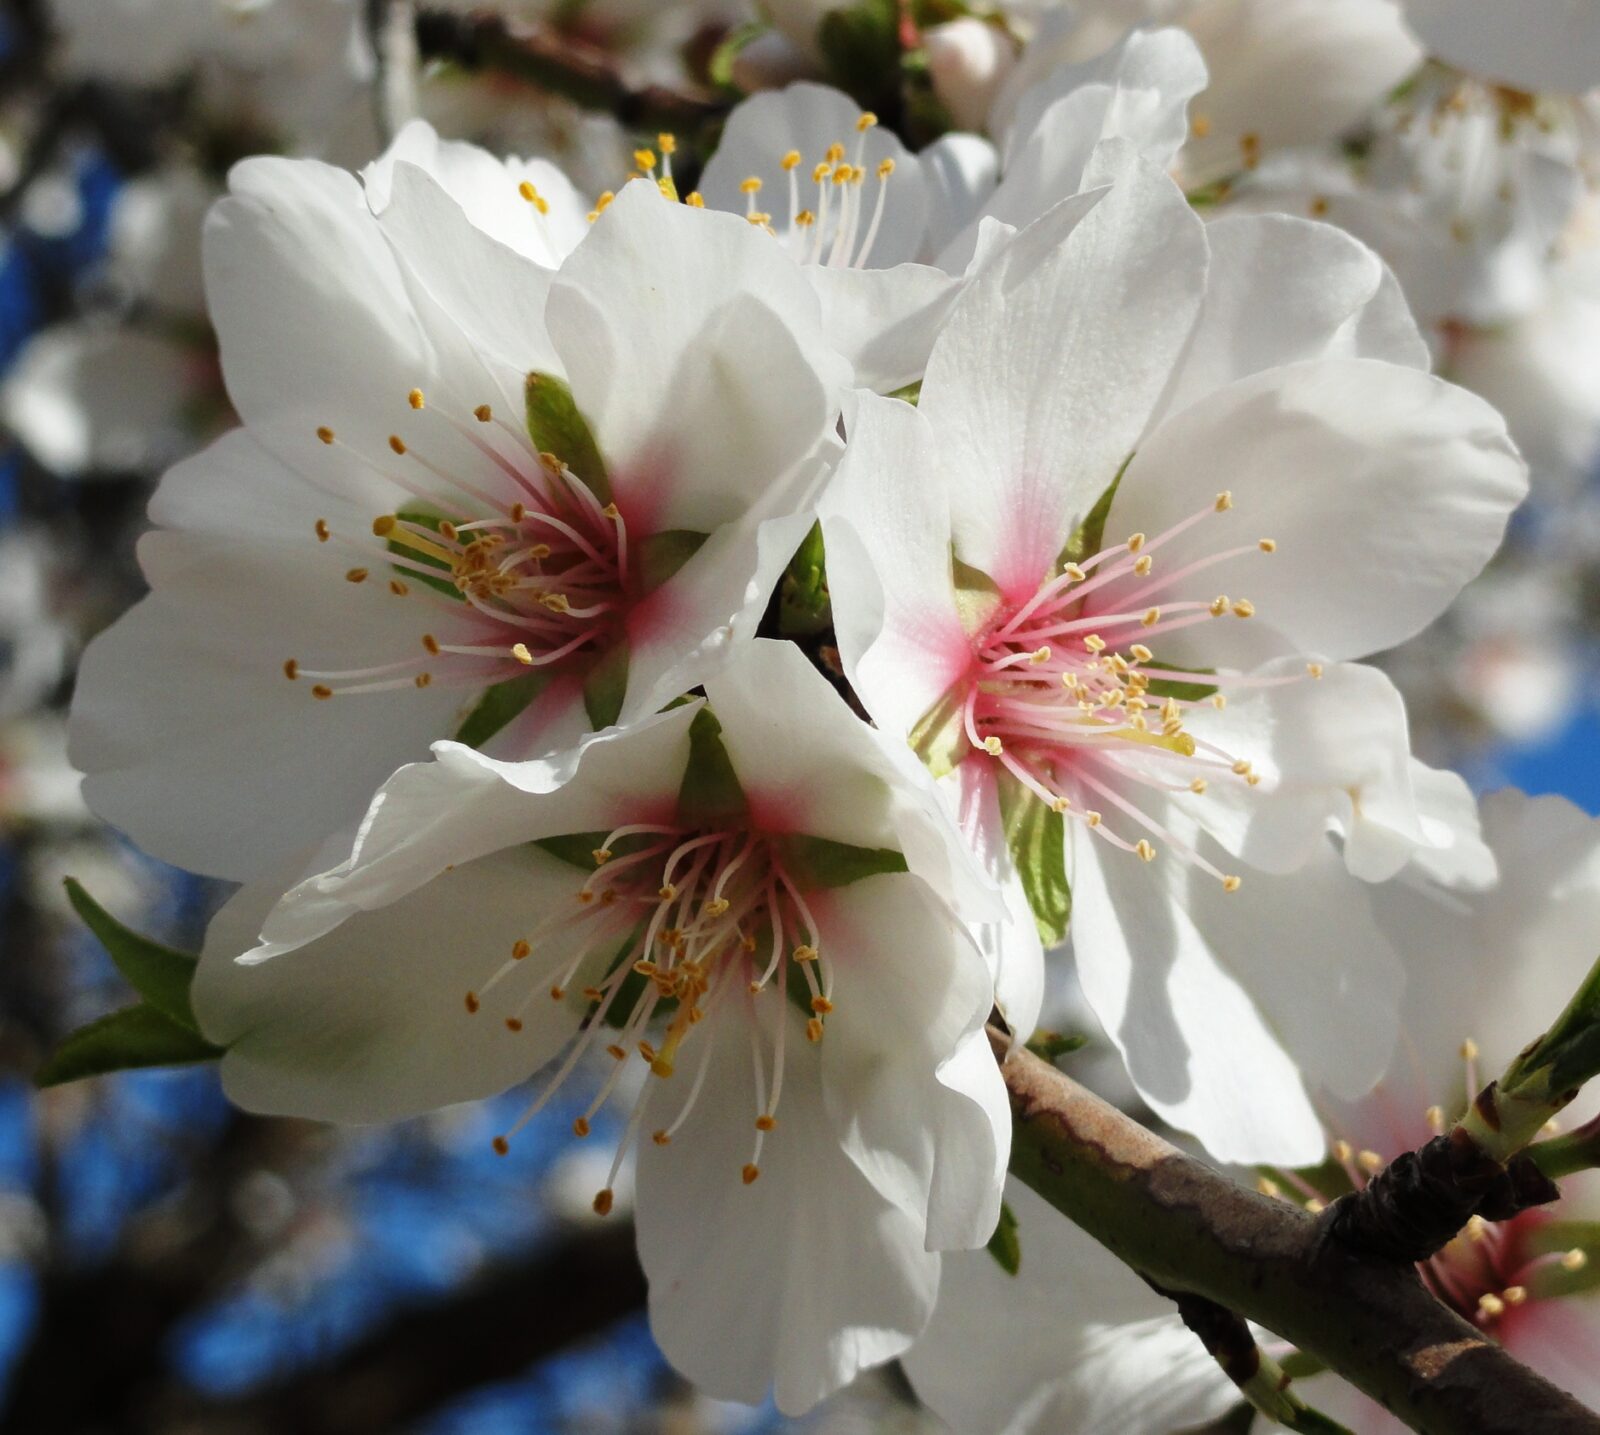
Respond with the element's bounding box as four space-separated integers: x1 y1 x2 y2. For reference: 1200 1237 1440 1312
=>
412 8 726 133
995 1034 1600 1435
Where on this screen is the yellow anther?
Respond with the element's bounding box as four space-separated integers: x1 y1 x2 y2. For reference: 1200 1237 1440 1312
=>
1231 599 1256 619
806 1018 824 1043
1135 839 1156 862
311 684 333 700
408 388 425 409
518 180 550 214
1142 608 1161 627
812 162 833 184
652 1130 671 1146
794 209 816 227
511 940 531 961
742 1163 761 1185
685 192 705 208
982 735 1004 756
1307 662 1325 679
1052 797 1071 813
658 884 677 902
705 897 730 916
1232 759 1252 776
511 643 533 665
592 1188 614 1216
421 633 440 655
473 404 492 422
1357 1150 1385 1174
755 1115 776 1132
793 944 818 963
1258 538 1277 553
1028 646 1051 665
1127 532 1146 553
316 425 335 444
389 579 408 596
1084 634 1106 653
414 672 432 689
1478 1292 1505 1319
1240 131 1261 168
856 111 877 131
1222 875 1242 893
1215 491 1233 512
658 133 677 154
832 164 854 184
464 991 480 1014
572 1117 591 1138
388 434 406 456
739 175 763 194
315 518 331 542
1085 811 1102 828
1258 1176 1282 1198
1133 554 1153 576
1461 1037 1480 1061
1333 1140 1353 1163
1063 563 1087 582
877 157 895 178
1467 1214 1489 1243
746 211 772 226
1305 1198 1325 1215
1131 644 1153 664
1504 1285 1528 1306
780 149 801 170
1562 1249 1588 1272
1426 1104 1445 1134
811 996 835 1015
492 1136 509 1155
282 658 300 681
504 1015 522 1032
372 515 397 538
825 143 845 164
1190 778 1208 794
1210 595 1229 616
1191 114 1212 138
635 148 658 172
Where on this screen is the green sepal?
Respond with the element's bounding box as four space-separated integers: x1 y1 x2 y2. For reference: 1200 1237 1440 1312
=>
887 380 922 405
583 641 630 730
778 522 831 637
1523 1220 1600 1298
524 372 609 502
998 777 1072 946
1061 457 1131 567
454 670 554 749
678 707 749 828
1026 1030 1088 1062
533 831 612 869
1279 1351 1327 1380
775 834 907 890
35 1004 223 1089
816 0 900 108
1141 662 1219 705
388 506 460 599
986 1201 1021 1276
908 685 969 781
951 553 1002 634
634 529 708 594
63 878 202 1033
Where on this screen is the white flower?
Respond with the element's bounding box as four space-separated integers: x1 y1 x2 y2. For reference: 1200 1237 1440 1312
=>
1400 0 1600 95
193 640 1010 1414
697 31 1209 387
823 143 1523 1161
925 18 1019 134
903 1181 1238 1435
69 154 848 882
997 0 1423 185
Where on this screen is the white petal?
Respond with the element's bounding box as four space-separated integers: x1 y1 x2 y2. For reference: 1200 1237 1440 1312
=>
920 131 1000 261
636 1001 940 1414
1105 358 1525 665
904 1181 1239 1435
193 850 586 1123
818 875 1007 1249
803 260 962 393
1157 212 1428 422
920 144 1208 602
821 390 971 742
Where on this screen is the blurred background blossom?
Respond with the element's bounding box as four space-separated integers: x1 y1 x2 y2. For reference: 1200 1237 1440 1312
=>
0 0 1596 1430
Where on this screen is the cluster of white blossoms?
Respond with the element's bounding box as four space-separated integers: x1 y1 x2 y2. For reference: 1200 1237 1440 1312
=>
58 0 1600 1425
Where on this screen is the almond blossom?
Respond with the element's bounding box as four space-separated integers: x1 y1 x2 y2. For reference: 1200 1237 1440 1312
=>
69 155 848 882
1399 0 1600 95
192 640 1010 1414
822 142 1524 1162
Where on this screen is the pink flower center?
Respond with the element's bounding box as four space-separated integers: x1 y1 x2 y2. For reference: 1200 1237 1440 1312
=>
466 825 836 1212
956 490 1316 891
284 393 629 701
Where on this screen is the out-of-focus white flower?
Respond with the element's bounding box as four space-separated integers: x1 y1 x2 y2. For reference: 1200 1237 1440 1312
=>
0 532 70 721
996 0 1423 184
823 143 1522 1162
194 640 1009 1415
1400 0 1600 95
69 147 848 884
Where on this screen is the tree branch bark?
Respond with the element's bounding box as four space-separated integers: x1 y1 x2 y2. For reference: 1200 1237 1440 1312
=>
995 1034 1600 1435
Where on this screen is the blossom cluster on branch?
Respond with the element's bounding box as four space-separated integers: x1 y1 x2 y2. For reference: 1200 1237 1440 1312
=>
11 0 1600 1431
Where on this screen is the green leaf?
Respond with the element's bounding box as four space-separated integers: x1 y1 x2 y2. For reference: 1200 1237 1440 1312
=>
583 641 630 730
677 707 748 828
454 670 554 749
998 777 1072 946
986 1201 1021 1276
778 522 831 637
525 372 609 502
1026 1030 1088 1062
816 0 900 108
35 1003 223 1088
64 878 201 1032
776 834 907 889
634 529 707 594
